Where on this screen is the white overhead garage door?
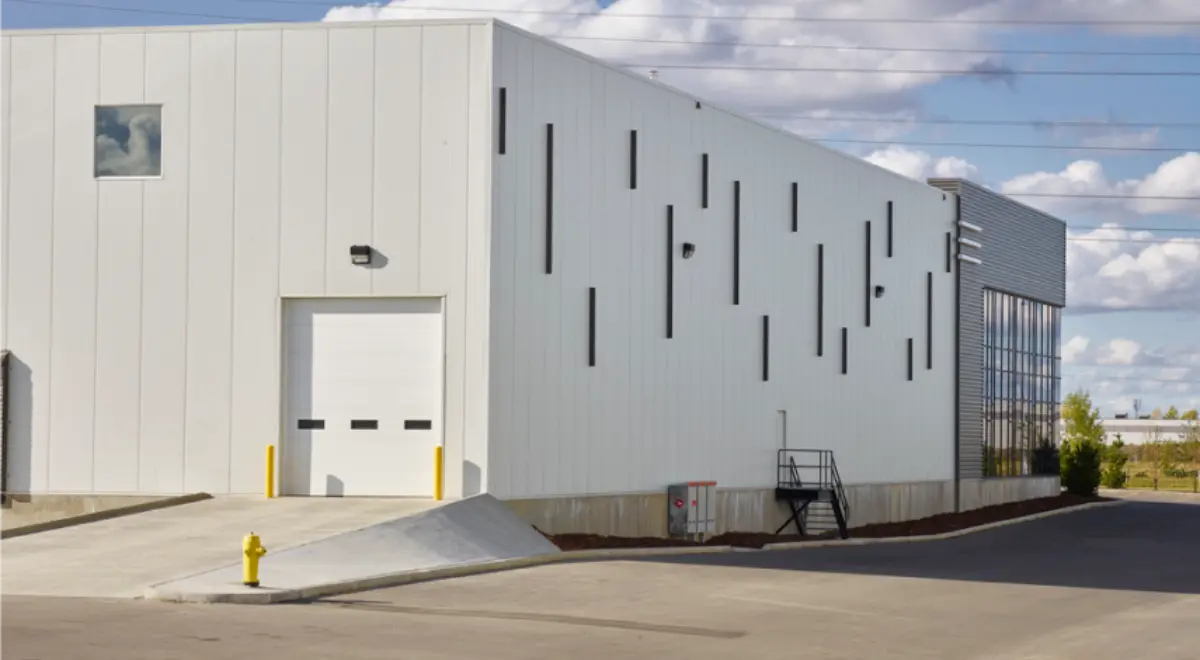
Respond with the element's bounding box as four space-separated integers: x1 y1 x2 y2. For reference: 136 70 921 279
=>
282 298 443 497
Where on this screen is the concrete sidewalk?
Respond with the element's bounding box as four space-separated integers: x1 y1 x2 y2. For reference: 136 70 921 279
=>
146 494 561 604
1 496 436 598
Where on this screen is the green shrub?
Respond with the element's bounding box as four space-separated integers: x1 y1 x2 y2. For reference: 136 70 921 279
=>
1060 390 1105 496
1061 438 1103 496
1101 463 1127 489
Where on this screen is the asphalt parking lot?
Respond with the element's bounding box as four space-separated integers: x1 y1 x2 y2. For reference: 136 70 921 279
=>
4 492 1199 660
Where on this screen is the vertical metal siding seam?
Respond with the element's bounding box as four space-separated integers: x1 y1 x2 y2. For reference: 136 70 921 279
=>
181 33 193 491
136 32 147 489
461 26 471 497
369 28 377 294
228 32 239 492
82 35 101 491
2 38 9 347
274 30 284 494
953 192 961 511
416 28 424 292
323 30 330 295
48 36 61 491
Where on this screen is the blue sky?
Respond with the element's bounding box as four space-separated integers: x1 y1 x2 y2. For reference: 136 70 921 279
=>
4 0 1199 415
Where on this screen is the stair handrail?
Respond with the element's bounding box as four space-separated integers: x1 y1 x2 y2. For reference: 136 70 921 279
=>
828 453 850 526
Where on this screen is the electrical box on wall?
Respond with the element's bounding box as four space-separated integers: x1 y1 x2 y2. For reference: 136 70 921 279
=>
667 481 717 541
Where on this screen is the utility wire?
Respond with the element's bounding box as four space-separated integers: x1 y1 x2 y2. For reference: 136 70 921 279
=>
817 138 1199 153
626 63 1200 77
3 0 280 22
547 34 1200 59
755 115 1200 130
1068 237 1200 245
1068 226 1200 233
1063 374 1200 385
12 0 1200 58
1007 193 1200 201
233 0 1200 27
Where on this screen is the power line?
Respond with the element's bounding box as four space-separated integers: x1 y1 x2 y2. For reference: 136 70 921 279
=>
548 34 1200 59
1068 226 1200 233
1068 237 1200 245
756 115 1200 130
3 0 279 22
237 1 1200 27
13 0 1200 58
1008 193 1200 202
1063 374 1200 385
819 138 1199 153
627 63 1200 77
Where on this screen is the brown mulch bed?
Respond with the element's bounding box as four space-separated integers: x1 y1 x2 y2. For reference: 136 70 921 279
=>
541 493 1108 551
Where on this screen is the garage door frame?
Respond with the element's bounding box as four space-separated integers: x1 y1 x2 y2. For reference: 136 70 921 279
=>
277 295 447 497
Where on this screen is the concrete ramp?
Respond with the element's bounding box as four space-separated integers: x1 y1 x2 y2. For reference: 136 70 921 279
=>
1 496 438 599
147 494 561 603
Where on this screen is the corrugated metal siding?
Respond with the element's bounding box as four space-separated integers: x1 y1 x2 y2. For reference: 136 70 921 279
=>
928 179 1066 480
0 22 494 496
489 24 959 499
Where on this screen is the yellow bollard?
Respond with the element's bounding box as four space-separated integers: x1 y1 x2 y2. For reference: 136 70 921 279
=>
265 445 275 499
434 446 444 501
243 533 267 587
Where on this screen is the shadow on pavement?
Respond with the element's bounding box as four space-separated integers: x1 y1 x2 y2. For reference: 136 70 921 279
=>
644 500 1200 595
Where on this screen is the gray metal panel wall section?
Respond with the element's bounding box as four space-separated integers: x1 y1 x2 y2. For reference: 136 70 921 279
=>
927 179 1066 481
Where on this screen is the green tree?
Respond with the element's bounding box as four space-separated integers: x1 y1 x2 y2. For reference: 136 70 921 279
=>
1182 409 1199 421
1165 405 1180 420
1101 437 1128 489
1060 390 1104 496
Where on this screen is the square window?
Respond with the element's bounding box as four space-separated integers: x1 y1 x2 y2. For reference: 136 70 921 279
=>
95 104 162 178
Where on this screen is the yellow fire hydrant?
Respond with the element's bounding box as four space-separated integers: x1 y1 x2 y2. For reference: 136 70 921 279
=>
242 532 267 587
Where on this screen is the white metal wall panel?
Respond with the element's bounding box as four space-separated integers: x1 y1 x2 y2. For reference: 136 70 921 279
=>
489 26 957 499
5 35 56 493
47 34 99 492
138 31 191 494
183 30 237 493
0 21 492 496
229 29 283 493
1 36 9 353
93 33 147 492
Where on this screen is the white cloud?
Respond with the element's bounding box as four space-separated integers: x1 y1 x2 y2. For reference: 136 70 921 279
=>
863 145 979 181
1062 335 1175 367
323 1 1021 115
1065 224 1200 313
1001 154 1200 219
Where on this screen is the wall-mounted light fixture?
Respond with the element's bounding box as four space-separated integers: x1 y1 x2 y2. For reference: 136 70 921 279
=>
958 254 983 266
957 220 983 234
350 245 372 266
874 285 886 298
958 237 983 250
682 242 696 259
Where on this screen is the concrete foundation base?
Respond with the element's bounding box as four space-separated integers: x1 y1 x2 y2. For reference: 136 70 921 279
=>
504 476 1062 538
1 494 168 530
959 476 1061 511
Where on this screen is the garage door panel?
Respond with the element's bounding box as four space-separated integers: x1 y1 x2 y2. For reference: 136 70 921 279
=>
283 298 443 497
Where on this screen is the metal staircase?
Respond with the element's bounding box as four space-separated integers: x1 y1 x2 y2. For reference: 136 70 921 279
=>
774 449 850 539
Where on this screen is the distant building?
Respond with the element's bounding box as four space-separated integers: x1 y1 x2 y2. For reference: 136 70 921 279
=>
1058 418 1200 445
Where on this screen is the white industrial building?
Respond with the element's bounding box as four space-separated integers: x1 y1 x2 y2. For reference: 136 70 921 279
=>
1 18 1065 536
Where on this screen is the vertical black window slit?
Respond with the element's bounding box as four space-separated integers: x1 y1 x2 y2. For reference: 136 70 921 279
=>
791 182 798 232
762 315 770 382
945 232 952 273
497 87 507 155
630 130 638 190
701 153 709 208
841 327 848 375
588 287 596 367
733 181 741 305
907 338 914 381
865 221 872 328
817 244 824 357
666 206 674 339
887 201 894 257
926 272 933 369
545 123 554 275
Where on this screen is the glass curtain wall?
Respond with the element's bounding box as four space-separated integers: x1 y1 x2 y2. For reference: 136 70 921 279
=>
982 289 1063 477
